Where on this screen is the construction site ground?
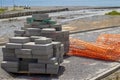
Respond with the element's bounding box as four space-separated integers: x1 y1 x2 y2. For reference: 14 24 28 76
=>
0 9 120 79
0 26 119 80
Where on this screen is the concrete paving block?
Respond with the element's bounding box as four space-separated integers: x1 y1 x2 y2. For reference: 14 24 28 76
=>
16 54 32 58
6 43 22 49
47 62 59 69
15 49 31 54
3 67 18 73
30 22 50 28
19 59 37 71
40 33 57 40
24 22 32 28
30 36 46 42
21 27 26 30
46 68 59 74
3 56 19 61
21 58 37 63
24 43 53 50
52 42 61 57
3 52 15 57
32 14 49 20
50 24 62 31
1 61 18 68
14 33 23 37
32 55 52 60
63 41 69 54
32 43 53 50
37 60 49 64
2 47 15 56
55 30 69 42
35 37 52 44
19 62 29 71
9 37 30 43
38 57 57 64
58 57 64 63
60 44 65 57
32 48 53 56
30 22 40 27
41 28 56 33
39 24 50 28
14 30 25 35
25 28 41 36
29 68 46 73
15 49 32 58
53 48 60 58
62 30 69 35
23 42 35 49
29 63 45 68
52 42 61 48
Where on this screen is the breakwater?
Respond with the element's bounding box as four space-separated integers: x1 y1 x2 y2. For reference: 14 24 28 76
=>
0 8 68 19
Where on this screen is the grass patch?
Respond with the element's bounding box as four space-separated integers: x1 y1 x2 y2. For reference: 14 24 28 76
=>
105 11 120 15
0 8 6 13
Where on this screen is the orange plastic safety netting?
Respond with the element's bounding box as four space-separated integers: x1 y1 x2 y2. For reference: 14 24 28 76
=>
96 34 120 47
67 34 120 61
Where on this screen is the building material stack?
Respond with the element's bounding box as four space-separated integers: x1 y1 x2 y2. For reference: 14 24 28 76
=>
15 14 69 53
1 13 69 74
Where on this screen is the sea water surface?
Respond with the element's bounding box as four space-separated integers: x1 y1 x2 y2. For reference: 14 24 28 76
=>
1 0 120 6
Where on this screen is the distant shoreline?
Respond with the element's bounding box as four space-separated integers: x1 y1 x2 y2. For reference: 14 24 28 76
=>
4 6 120 11
29 6 120 10
0 6 120 19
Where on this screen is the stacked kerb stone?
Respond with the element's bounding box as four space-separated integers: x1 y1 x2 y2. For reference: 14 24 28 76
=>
15 13 69 54
2 37 64 74
1 13 69 74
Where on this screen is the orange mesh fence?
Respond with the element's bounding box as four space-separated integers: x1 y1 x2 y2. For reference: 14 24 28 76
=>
96 34 120 47
68 35 120 61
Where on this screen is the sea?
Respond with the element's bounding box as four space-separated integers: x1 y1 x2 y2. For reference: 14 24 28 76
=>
1 0 120 7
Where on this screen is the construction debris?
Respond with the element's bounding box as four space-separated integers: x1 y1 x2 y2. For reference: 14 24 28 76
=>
1 13 69 74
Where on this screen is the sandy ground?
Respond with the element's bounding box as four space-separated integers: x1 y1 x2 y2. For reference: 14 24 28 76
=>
0 15 118 44
62 15 120 33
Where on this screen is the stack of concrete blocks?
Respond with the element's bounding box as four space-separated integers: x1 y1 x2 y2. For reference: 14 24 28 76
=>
16 13 69 54
1 36 64 74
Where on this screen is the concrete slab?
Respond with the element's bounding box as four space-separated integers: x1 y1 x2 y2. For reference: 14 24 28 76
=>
15 49 32 58
2 47 15 57
46 68 59 74
30 36 46 42
23 42 35 49
50 24 62 31
29 68 46 74
35 37 52 44
6 43 22 49
32 43 53 50
2 67 18 73
41 28 56 33
25 28 41 36
3 56 19 61
14 30 25 35
32 55 53 60
29 63 45 68
1 61 18 68
9 37 30 43
38 57 57 64
32 49 53 56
